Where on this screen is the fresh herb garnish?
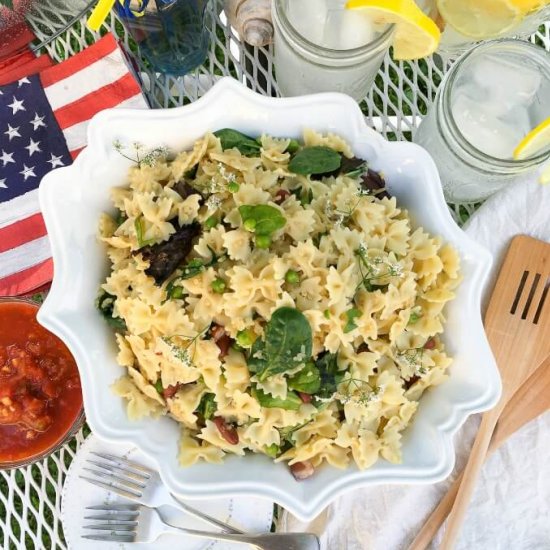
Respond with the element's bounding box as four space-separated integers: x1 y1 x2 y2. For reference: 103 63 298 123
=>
214 128 261 157
197 393 217 420
288 146 341 176
288 362 321 394
354 245 403 294
252 386 302 411
247 307 313 382
96 289 127 331
344 308 361 333
154 379 163 394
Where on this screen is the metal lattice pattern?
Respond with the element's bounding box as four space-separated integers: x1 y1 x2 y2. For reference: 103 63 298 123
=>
2 3 550 547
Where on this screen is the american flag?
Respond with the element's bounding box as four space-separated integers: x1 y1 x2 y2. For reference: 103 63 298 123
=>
0 34 147 296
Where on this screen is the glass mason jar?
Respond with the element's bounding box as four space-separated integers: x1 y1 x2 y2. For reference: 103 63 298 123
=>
116 0 210 75
272 0 394 101
414 39 550 204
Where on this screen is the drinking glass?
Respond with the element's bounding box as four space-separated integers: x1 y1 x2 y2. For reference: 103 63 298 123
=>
116 0 210 75
414 39 550 204
272 0 394 101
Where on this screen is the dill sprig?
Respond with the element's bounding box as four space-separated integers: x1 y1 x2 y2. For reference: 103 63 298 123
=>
336 377 382 406
113 140 169 168
396 346 427 375
162 326 210 368
355 245 403 293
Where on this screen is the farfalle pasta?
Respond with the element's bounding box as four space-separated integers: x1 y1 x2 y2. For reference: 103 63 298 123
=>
97 130 461 479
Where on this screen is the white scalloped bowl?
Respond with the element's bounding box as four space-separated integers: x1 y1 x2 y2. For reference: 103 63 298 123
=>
38 78 500 521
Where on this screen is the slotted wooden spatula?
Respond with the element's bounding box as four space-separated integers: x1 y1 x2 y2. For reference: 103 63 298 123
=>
439 235 550 549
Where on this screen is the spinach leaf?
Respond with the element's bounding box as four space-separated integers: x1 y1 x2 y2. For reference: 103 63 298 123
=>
96 290 127 331
252 386 302 411
288 363 321 394
214 128 261 156
288 146 341 176
247 307 312 381
196 393 217 420
239 205 286 236
315 352 344 399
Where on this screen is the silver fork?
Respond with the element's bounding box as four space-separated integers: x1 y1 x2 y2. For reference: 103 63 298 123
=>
83 503 320 550
79 451 242 534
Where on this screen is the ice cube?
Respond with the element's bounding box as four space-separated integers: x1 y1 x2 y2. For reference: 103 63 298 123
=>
321 9 376 49
452 93 525 159
287 0 328 45
470 54 542 105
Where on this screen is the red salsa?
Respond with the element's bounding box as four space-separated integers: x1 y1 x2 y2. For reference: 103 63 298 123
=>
0 300 82 464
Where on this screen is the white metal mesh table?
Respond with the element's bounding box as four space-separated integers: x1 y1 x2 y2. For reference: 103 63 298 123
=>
1 3 549 548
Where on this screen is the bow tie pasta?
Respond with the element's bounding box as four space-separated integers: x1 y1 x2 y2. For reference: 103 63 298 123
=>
97 130 461 480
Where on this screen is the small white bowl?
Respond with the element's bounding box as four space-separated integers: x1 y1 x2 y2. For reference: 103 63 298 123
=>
38 77 500 522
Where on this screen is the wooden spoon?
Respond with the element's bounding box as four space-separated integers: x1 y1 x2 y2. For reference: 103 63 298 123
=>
408 353 550 550
439 235 550 549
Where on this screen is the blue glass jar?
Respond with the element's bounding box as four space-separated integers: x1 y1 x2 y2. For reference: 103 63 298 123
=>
116 0 210 75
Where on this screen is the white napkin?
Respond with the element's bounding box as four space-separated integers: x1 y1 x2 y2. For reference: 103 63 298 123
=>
279 177 550 549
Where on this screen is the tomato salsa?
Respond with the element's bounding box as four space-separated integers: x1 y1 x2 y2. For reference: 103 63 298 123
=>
0 300 82 465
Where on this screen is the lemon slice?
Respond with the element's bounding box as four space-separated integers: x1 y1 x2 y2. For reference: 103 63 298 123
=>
346 0 441 60
510 0 545 14
436 0 522 39
513 117 550 160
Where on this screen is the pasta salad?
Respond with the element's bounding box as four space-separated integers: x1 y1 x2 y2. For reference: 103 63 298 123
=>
96 129 461 480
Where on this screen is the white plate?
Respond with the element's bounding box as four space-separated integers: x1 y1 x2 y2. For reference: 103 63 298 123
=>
61 434 274 550
39 77 501 521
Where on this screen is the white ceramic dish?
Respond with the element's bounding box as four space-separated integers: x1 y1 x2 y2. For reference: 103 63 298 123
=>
38 77 501 522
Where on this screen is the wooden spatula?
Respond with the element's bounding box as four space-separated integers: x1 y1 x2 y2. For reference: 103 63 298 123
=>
408 353 550 550
439 235 550 549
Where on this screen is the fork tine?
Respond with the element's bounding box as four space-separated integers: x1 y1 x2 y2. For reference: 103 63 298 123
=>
82 467 147 490
83 522 137 531
82 534 135 542
79 475 141 499
90 452 153 477
86 503 140 513
84 513 139 521
86 459 150 482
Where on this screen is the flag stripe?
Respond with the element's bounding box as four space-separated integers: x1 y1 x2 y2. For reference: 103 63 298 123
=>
43 48 130 112
0 213 46 253
0 235 51 278
62 94 149 154
0 258 53 297
0 189 39 230
39 34 118 88
0 33 148 297
54 73 143 130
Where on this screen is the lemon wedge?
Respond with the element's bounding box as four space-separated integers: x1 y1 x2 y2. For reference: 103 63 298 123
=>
436 0 522 39
513 117 550 160
346 0 441 60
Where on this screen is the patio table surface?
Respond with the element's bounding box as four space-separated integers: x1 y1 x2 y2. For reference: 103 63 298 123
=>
1 3 549 548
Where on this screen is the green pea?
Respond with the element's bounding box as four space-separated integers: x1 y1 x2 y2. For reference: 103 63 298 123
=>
228 181 240 193
236 329 255 348
170 286 184 299
323 309 331 319
243 218 257 232
285 269 300 284
264 443 280 458
255 234 271 249
211 278 226 294
205 215 218 229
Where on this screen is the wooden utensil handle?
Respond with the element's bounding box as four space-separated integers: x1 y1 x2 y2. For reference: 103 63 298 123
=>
438 404 503 549
408 354 550 550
